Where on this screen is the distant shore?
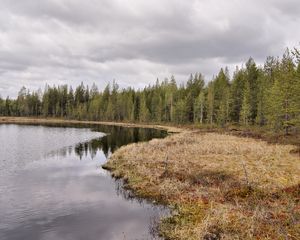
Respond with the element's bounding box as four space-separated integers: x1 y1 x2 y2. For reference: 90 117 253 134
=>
0 116 183 133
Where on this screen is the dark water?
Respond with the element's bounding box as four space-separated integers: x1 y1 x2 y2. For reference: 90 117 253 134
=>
0 123 168 240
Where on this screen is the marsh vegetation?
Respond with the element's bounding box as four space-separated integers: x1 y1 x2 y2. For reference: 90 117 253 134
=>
104 131 300 239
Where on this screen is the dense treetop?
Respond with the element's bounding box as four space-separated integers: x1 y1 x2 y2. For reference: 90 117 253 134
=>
1 48 299 133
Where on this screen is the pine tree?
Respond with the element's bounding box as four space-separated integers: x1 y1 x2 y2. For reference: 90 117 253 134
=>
174 98 187 123
0 96 4 116
139 94 150 122
211 68 230 125
5 97 11 116
266 78 283 131
279 50 298 134
240 79 251 126
294 63 300 128
245 58 259 123
218 87 229 127
207 82 215 125
194 91 205 124
106 99 114 121
185 73 205 122
256 71 268 126
151 90 162 122
229 68 245 123
67 87 75 118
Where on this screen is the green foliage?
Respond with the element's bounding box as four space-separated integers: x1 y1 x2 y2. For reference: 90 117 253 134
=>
229 68 245 122
214 68 230 126
194 91 205 124
139 94 150 122
174 98 188 123
245 58 259 123
207 81 215 125
1 48 299 134
240 79 251 125
266 49 300 134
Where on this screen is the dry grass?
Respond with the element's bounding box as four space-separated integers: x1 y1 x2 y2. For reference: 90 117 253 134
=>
104 131 300 240
0 116 183 133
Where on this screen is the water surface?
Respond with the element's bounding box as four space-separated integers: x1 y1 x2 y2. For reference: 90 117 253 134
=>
0 123 167 240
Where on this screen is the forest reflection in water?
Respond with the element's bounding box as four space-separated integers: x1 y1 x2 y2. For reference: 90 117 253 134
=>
0 123 168 240
45 123 167 160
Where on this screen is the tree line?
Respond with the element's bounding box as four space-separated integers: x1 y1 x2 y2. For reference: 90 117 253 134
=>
1 48 299 133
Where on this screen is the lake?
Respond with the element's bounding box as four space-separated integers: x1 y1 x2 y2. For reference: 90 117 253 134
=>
0 123 168 240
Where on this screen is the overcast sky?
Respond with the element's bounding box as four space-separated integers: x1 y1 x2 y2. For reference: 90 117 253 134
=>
0 0 300 97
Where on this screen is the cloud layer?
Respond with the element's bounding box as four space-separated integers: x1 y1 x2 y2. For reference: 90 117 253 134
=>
0 0 299 97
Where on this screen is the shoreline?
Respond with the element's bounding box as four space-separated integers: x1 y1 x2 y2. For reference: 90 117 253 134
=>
1 116 299 146
0 116 183 134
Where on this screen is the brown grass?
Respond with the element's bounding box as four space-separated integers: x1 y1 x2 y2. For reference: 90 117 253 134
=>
104 131 300 240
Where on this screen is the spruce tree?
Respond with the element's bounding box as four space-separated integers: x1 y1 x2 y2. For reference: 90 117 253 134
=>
207 82 215 125
139 94 150 122
240 79 251 126
194 91 205 124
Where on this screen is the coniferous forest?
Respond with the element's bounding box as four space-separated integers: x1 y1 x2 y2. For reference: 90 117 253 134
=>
1 49 300 134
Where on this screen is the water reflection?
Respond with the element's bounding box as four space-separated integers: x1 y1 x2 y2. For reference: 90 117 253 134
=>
46 124 167 160
0 124 168 240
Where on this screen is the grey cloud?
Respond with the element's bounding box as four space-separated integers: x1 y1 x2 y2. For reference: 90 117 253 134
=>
0 0 299 97
270 0 300 19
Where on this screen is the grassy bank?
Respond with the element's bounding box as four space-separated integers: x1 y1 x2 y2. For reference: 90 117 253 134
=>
103 131 300 239
182 123 300 148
